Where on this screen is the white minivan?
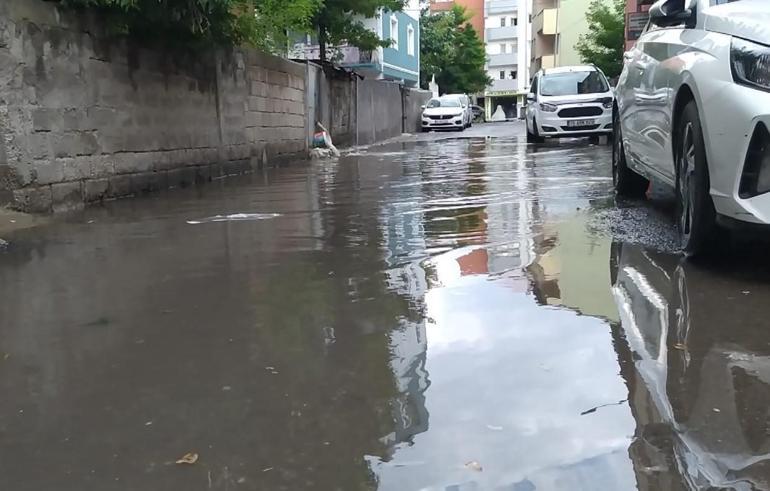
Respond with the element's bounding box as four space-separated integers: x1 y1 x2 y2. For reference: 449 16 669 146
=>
526 65 614 143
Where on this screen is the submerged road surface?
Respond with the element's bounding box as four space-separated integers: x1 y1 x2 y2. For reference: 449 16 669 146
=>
2 123 770 490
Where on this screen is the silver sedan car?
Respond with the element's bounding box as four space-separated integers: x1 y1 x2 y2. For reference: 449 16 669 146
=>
614 0 770 256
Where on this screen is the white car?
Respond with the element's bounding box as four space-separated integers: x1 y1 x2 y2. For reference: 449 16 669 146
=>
525 65 614 143
614 0 770 256
421 97 468 132
443 93 474 128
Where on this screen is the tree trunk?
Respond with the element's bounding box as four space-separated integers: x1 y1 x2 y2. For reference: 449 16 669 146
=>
319 24 326 63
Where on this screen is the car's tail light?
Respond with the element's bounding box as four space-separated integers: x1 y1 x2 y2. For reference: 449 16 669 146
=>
739 123 770 198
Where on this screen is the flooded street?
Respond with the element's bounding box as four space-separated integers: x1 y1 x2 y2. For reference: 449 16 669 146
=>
2 122 770 490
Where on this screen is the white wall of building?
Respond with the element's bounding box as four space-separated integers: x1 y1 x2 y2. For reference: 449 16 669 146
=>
516 0 531 91
486 14 520 28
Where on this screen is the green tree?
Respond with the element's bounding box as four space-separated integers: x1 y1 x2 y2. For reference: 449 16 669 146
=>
58 0 319 51
576 0 626 78
419 6 490 94
312 0 406 62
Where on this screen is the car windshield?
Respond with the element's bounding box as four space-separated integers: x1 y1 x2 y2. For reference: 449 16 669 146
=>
427 98 461 108
540 71 609 96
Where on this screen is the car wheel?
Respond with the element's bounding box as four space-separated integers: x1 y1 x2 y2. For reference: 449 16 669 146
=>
589 135 600 144
612 110 648 197
528 118 545 144
676 101 718 257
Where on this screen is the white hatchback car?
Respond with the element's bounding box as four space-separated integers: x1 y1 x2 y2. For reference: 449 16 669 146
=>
525 65 614 143
614 0 770 255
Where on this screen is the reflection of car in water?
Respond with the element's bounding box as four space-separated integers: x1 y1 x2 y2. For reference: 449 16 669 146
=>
610 242 770 490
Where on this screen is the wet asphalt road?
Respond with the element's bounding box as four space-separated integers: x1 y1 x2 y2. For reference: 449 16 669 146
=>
2 122 770 490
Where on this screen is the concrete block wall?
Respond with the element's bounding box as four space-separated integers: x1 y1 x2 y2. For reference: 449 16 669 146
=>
356 79 404 146
403 88 432 134
0 0 309 212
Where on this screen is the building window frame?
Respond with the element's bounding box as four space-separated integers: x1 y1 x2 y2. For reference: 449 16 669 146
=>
390 15 399 50
407 24 415 56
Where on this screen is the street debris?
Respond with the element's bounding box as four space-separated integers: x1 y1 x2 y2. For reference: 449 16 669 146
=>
262 467 273 473
311 122 341 159
464 461 483 472
674 343 686 351
175 452 199 465
186 213 282 225
0 238 8 250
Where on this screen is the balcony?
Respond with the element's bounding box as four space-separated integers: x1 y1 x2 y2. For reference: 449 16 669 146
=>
486 26 518 42
487 78 519 94
532 8 557 35
338 47 378 66
540 54 556 70
488 53 517 67
485 0 518 15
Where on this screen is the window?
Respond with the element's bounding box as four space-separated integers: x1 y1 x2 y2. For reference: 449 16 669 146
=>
427 98 462 108
530 75 539 96
501 43 507 54
501 17 506 27
407 24 415 56
510 70 517 80
499 71 506 80
390 15 398 50
513 17 518 26
540 70 609 96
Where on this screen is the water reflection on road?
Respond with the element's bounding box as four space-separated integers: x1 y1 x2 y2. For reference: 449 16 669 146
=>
3 128 769 490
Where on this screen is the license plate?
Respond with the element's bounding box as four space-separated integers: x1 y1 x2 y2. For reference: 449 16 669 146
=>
567 119 595 127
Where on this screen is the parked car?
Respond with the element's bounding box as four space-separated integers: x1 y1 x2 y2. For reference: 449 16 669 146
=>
611 241 770 490
421 97 468 132
443 93 474 128
613 0 770 256
525 65 614 143
470 105 485 122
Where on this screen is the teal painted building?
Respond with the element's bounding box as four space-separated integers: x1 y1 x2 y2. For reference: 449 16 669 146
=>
379 9 420 86
288 2 420 87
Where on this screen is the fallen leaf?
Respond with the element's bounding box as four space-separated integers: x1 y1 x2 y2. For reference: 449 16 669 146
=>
175 452 198 465
673 343 686 351
464 461 483 472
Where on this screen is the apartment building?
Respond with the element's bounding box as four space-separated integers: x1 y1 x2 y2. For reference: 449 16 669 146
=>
290 1 420 87
482 0 529 120
530 0 595 78
625 0 654 50
428 0 485 36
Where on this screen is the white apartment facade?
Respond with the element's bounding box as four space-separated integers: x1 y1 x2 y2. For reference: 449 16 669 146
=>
482 0 530 120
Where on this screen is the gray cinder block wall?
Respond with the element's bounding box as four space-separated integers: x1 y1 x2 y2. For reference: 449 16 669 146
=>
0 0 308 212
0 0 429 213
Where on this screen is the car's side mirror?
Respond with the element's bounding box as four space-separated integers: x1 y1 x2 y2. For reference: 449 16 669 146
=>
649 0 694 27
526 93 535 102
421 105 426 110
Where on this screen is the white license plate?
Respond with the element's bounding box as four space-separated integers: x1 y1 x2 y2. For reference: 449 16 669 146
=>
567 119 595 127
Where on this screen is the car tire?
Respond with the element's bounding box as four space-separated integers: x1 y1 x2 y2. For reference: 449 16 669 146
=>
527 118 545 144
589 135 600 144
675 101 718 257
612 110 648 197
